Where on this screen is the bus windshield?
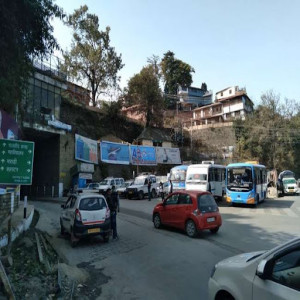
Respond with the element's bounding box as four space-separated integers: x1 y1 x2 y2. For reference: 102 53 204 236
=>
170 169 186 181
227 167 253 191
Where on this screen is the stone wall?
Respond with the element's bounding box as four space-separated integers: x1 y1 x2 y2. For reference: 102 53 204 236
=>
0 193 19 224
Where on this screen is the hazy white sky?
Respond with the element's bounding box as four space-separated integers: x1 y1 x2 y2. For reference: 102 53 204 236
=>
52 0 300 105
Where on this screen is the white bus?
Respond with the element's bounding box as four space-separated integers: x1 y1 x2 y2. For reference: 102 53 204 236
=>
185 162 226 199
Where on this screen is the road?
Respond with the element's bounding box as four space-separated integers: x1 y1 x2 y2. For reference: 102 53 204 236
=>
33 194 300 300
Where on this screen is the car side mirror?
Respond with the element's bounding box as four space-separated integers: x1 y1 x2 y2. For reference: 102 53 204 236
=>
256 259 268 279
61 204 65 209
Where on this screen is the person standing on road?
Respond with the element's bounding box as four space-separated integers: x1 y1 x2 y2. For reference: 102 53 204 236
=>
159 181 164 201
169 179 173 194
148 178 152 201
106 187 119 240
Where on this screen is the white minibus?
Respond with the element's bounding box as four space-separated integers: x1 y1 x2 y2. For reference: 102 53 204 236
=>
185 162 226 199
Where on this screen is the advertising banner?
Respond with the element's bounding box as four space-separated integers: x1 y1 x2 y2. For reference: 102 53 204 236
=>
156 147 181 164
75 134 98 164
130 145 157 166
100 141 130 165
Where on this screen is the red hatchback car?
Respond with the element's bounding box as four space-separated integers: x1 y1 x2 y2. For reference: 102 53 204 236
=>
152 190 222 237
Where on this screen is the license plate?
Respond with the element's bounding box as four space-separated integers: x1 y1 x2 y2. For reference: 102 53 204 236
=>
88 228 100 234
207 217 215 223
128 191 133 194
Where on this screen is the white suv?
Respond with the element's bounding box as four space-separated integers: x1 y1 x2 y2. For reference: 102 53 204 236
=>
98 177 124 195
60 193 111 247
127 174 158 200
209 237 300 300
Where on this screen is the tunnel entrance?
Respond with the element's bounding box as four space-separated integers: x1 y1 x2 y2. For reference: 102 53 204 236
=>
21 128 60 198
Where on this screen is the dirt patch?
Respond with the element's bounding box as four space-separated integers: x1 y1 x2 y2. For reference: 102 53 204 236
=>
0 210 111 299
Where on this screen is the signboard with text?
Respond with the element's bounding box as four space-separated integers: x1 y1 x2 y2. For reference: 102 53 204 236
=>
0 139 34 185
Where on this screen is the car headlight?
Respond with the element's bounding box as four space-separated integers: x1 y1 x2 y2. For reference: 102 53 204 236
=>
248 192 254 198
210 265 217 278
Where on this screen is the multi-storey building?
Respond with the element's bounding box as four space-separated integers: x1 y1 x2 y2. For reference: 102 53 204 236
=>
187 86 253 128
177 85 213 110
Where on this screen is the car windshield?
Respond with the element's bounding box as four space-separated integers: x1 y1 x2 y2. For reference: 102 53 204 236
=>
227 167 253 191
186 173 207 182
197 194 218 213
125 181 132 187
79 197 106 211
283 178 296 184
99 180 108 185
88 183 98 189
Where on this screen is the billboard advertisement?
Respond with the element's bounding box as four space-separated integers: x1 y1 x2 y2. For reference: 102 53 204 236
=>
156 147 181 164
75 134 98 164
130 145 157 166
100 141 130 165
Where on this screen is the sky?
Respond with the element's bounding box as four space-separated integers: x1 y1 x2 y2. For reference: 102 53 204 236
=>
52 0 300 105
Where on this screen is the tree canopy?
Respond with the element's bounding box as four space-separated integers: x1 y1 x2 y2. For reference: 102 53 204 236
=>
61 5 123 107
233 91 300 175
160 51 195 95
124 64 164 128
0 0 63 113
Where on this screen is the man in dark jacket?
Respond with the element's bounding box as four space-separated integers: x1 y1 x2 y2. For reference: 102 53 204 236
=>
106 186 119 239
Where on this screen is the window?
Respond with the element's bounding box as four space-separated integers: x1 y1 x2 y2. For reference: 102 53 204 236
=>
197 194 218 212
165 194 179 205
153 141 162 147
271 248 300 290
79 197 105 211
221 92 223 96
177 194 192 205
115 179 120 185
229 89 232 94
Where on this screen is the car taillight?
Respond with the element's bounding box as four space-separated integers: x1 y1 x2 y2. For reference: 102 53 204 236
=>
75 209 82 222
105 208 110 219
193 209 202 216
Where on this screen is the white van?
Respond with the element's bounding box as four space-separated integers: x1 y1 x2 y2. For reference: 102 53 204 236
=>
98 177 124 195
185 162 226 199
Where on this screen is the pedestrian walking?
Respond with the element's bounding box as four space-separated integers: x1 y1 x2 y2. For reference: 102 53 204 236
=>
106 187 119 240
159 181 164 201
169 179 173 194
148 178 152 201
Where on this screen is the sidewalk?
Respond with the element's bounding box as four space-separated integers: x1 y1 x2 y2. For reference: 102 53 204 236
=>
0 203 34 248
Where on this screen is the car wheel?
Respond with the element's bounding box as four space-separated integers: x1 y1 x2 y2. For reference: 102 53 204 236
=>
103 233 110 243
70 229 78 248
153 213 161 228
185 220 197 238
210 227 219 234
138 191 144 200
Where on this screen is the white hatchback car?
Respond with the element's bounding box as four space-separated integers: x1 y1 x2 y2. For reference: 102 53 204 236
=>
209 237 300 300
60 193 111 247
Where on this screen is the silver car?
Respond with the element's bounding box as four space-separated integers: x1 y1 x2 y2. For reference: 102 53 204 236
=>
209 237 300 300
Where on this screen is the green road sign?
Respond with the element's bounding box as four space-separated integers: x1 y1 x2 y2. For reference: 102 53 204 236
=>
0 139 34 185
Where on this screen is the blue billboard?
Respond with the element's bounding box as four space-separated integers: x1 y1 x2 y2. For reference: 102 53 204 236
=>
130 145 157 166
100 141 130 165
75 134 98 164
